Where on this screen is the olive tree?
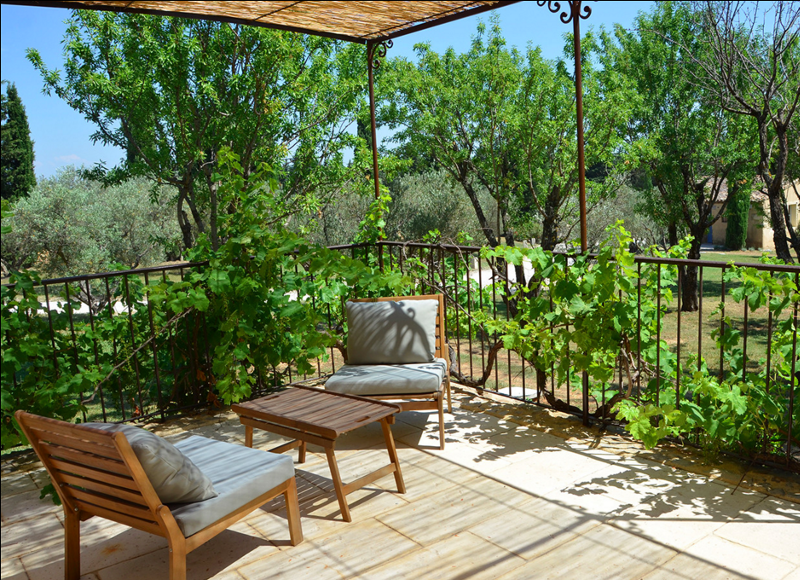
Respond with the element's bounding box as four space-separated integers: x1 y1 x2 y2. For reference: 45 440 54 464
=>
1 166 179 277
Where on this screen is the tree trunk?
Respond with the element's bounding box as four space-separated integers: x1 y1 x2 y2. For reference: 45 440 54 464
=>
679 237 701 312
667 222 679 247
176 192 194 250
758 121 794 262
540 187 561 251
461 177 498 248
788 180 800 260
766 179 795 262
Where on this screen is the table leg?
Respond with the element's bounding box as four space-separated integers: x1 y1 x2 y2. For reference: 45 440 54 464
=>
380 418 405 494
245 425 253 448
324 446 352 523
299 440 307 463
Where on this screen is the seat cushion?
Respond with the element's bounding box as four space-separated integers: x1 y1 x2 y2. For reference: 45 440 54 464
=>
170 436 294 537
346 299 438 364
325 358 448 396
85 423 217 504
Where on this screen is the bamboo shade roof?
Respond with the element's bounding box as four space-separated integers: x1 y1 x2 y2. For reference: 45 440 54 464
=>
3 1 520 43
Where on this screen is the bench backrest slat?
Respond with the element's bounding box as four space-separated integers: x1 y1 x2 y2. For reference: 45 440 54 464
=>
16 411 164 531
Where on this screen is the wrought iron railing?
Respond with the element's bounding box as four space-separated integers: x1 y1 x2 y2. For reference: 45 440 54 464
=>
2 242 797 467
2 262 212 425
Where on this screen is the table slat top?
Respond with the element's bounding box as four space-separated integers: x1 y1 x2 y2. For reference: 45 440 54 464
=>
232 387 399 439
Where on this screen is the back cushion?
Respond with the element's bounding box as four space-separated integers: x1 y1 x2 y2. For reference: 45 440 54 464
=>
86 423 217 504
346 299 438 365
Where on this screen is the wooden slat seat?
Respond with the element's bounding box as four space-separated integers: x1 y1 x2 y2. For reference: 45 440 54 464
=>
15 410 303 580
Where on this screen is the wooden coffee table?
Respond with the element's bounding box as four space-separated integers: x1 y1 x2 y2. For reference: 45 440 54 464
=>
231 385 405 522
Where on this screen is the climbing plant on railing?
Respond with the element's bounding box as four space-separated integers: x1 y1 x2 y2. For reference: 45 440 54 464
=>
3 175 797 466
1 263 203 446
2 150 409 444
477 224 683 415
1 269 103 446
147 149 409 406
617 259 799 457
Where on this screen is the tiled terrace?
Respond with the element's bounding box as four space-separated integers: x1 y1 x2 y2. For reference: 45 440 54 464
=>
2 386 799 580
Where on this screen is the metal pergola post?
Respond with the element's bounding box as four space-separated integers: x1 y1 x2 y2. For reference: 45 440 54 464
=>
366 40 392 201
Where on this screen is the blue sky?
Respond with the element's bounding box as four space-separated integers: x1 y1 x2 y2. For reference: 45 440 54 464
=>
0 1 653 178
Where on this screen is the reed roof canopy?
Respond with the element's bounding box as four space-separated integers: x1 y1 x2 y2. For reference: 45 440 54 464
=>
1 1 523 43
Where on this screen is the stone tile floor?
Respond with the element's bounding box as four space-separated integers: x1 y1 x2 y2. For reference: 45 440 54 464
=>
2 386 798 580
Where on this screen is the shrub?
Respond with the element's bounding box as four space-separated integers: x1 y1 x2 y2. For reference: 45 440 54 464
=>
1 167 180 277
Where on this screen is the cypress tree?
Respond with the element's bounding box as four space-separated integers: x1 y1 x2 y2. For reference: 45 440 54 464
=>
725 176 751 251
1 83 36 200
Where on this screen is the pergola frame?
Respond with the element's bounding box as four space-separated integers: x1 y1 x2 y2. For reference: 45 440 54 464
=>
1 0 594 424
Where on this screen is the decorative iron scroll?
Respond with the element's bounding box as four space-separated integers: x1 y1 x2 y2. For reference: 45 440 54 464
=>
536 1 592 24
367 39 393 70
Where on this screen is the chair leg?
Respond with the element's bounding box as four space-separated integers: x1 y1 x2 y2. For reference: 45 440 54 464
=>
284 477 304 545
64 508 80 580
438 393 445 450
168 537 187 580
446 379 452 413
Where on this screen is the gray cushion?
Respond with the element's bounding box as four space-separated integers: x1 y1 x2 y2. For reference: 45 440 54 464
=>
170 436 294 537
346 299 438 365
326 358 448 396
85 423 217 504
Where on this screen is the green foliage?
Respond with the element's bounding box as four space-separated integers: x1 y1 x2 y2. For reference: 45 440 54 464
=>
28 11 368 251
385 169 488 243
306 168 490 247
586 184 669 250
1 149 409 443
1 269 104 446
148 149 409 405
470 221 796 460
1 247 193 447
1 167 180 277
481 223 680 390
380 17 632 250
615 398 687 450
612 262 798 457
614 2 758 259
693 1 800 261
0 82 36 201
3 3 797 468
724 176 752 250
354 192 391 245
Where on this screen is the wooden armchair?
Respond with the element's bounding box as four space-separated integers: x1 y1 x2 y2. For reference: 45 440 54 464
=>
325 294 452 449
15 410 303 580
